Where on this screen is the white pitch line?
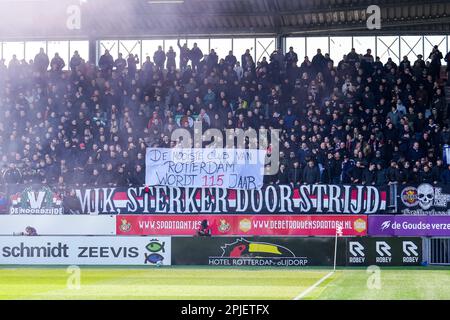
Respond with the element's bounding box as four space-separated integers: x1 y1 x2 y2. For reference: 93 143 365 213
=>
293 271 335 300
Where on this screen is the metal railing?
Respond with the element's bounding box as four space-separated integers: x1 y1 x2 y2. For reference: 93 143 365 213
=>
427 238 450 265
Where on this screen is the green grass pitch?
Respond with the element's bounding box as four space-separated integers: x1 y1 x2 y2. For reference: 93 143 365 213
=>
0 266 449 300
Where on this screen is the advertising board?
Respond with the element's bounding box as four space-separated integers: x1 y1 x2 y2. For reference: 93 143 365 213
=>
0 236 171 266
117 215 368 236
171 237 422 267
0 215 116 235
368 215 450 236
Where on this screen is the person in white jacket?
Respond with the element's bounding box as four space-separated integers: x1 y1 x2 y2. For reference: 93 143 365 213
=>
342 79 355 95
234 62 243 81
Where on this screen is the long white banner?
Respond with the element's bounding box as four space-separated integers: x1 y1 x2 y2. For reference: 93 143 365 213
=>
145 148 266 190
0 236 171 265
0 216 115 235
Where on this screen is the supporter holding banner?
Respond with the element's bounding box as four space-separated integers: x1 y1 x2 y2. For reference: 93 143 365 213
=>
145 148 266 190
398 183 450 215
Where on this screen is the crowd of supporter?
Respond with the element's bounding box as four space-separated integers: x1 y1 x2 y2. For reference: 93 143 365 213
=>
1 41 450 189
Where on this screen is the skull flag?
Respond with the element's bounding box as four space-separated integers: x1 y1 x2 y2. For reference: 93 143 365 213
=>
399 183 450 215
417 184 434 210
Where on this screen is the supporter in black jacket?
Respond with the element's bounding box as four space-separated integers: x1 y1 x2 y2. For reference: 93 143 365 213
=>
115 166 129 186
34 48 49 73
225 51 237 67
114 53 127 73
302 160 320 184
241 49 253 70
177 39 190 71
375 164 388 186
99 50 114 76
349 161 364 184
50 53 65 72
440 165 450 185
311 49 327 76
189 43 203 72
166 47 176 70
428 45 443 80
432 159 445 184
129 165 145 186
64 189 82 214
341 156 354 184
407 141 424 162
419 165 434 183
445 50 450 85
70 50 83 71
346 48 359 66
321 153 334 184
127 54 138 78
409 166 420 184
277 164 290 184
89 169 101 187
386 161 400 184
154 46 166 71
329 153 343 184
285 47 298 69
207 49 219 72
398 161 412 185
288 161 302 185
362 163 377 185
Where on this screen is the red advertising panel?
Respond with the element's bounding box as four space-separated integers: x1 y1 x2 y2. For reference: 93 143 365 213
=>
116 215 367 236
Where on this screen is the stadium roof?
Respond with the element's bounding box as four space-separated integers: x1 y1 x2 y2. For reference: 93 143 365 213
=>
0 0 449 40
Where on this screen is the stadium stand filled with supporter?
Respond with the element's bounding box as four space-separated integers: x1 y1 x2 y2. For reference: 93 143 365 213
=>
1 43 450 190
